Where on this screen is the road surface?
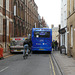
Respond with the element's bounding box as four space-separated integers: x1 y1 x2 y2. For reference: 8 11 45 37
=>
0 53 61 75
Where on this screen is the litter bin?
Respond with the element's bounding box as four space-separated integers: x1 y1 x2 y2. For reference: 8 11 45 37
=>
60 45 66 55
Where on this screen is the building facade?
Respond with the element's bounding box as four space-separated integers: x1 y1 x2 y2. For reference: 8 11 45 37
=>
13 0 25 37
51 25 59 42
25 0 38 36
0 0 3 43
60 0 67 53
67 0 75 58
38 14 42 28
41 17 49 28
0 0 13 51
0 0 39 51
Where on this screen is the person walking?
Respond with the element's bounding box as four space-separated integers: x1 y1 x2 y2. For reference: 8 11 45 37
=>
52 41 54 50
55 40 58 51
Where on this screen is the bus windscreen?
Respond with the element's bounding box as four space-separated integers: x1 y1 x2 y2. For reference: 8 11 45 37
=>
34 31 50 38
10 40 24 46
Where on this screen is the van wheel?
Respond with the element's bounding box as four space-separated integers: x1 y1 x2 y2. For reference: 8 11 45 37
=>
32 51 33 54
10 51 13 54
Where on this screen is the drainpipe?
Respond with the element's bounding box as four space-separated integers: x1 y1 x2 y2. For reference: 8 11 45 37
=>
59 25 61 50
3 0 7 52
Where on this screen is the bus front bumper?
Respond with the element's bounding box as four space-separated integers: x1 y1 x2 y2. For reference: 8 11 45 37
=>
31 47 52 51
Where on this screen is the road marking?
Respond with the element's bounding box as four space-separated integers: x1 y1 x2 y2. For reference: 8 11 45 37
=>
49 55 56 75
49 61 52 75
4 55 14 58
0 67 9 73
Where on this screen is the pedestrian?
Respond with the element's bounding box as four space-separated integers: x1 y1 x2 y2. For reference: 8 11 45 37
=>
23 39 30 56
52 41 54 50
55 40 58 51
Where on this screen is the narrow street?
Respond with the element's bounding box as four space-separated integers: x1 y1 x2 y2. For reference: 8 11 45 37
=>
0 53 61 75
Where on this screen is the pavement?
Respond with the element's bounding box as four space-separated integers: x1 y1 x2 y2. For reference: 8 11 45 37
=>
53 51 75 75
3 51 11 57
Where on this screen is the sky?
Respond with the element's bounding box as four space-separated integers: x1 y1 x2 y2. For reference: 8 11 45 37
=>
34 0 61 28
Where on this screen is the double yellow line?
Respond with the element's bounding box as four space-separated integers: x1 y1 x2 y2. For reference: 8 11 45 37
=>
4 54 14 58
49 55 56 75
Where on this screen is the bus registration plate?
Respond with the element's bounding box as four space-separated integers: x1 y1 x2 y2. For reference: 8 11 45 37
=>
17 50 21 51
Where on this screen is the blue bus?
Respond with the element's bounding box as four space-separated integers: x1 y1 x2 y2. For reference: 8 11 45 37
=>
31 28 52 53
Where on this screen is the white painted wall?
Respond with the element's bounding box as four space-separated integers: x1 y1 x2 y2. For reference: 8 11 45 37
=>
61 0 67 53
61 0 67 28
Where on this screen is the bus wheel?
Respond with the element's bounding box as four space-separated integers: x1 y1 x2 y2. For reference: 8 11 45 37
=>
49 51 51 54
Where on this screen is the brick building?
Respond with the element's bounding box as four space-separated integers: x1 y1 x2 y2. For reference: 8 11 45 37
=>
41 17 49 28
0 0 13 51
0 0 39 51
67 0 75 58
25 0 38 36
0 0 3 43
13 0 25 37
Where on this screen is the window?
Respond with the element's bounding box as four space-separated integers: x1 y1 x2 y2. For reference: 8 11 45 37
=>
34 31 50 38
14 5 16 16
71 26 73 47
62 34 65 45
10 40 24 46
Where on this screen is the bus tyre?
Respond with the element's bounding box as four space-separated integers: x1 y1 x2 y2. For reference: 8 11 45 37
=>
50 51 51 54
